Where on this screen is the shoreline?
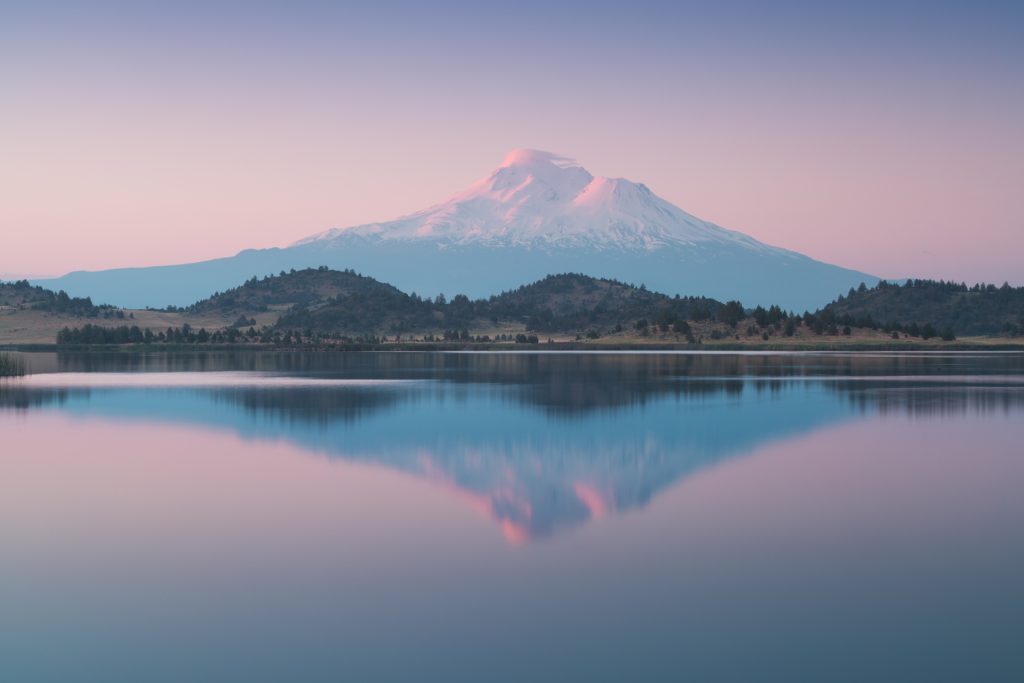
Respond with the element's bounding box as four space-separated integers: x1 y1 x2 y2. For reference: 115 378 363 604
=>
5 340 1024 353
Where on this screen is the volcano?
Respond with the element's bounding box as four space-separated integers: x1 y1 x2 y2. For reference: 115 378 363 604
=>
36 149 877 310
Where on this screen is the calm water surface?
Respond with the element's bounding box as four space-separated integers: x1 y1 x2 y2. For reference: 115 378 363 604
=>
2 351 1023 682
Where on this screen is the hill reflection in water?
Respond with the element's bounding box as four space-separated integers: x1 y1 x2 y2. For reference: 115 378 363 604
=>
4 351 1023 542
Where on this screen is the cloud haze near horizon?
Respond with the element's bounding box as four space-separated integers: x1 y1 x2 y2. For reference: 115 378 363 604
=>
2 0 1022 284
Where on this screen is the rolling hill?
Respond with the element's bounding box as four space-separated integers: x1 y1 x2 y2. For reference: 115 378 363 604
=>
192 268 730 337
12 270 1016 346
0 280 106 317
820 280 1024 336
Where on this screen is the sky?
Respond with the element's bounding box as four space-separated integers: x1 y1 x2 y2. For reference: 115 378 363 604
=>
2 0 1022 283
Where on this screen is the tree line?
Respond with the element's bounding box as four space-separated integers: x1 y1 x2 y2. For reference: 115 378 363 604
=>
54 323 544 346
57 324 238 345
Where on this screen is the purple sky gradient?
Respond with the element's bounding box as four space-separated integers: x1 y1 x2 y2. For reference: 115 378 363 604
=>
2 0 1022 283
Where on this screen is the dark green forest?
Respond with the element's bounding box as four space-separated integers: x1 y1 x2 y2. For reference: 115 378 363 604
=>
819 279 1024 336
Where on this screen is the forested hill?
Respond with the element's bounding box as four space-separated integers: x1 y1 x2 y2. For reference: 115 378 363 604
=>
820 279 1024 336
0 279 106 317
484 274 732 332
46 268 1022 344
185 266 404 315
184 268 735 336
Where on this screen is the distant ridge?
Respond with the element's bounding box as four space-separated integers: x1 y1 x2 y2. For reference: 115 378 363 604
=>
36 149 879 310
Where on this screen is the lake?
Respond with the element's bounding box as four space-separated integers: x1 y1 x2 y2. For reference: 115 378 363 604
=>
2 351 1023 682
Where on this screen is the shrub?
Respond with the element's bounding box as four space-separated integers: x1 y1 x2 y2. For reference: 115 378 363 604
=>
0 353 26 377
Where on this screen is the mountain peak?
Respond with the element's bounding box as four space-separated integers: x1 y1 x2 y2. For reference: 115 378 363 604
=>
297 150 775 253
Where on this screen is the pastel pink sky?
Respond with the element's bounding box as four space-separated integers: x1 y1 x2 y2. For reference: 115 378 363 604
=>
2 1 1022 283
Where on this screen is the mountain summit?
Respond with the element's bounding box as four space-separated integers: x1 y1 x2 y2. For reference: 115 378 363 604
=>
35 150 878 310
297 148 777 253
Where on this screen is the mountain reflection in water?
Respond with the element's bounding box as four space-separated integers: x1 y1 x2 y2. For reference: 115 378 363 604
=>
3 351 1023 542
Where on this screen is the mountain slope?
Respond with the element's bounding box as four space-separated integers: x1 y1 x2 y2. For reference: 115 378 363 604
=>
297 149 774 252
35 149 878 310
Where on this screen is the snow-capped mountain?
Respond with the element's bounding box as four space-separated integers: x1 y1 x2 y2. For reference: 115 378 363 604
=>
35 149 878 310
297 148 781 253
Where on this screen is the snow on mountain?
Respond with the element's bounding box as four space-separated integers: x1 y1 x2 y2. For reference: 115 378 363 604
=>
296 148 779 253
34 149 879 311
